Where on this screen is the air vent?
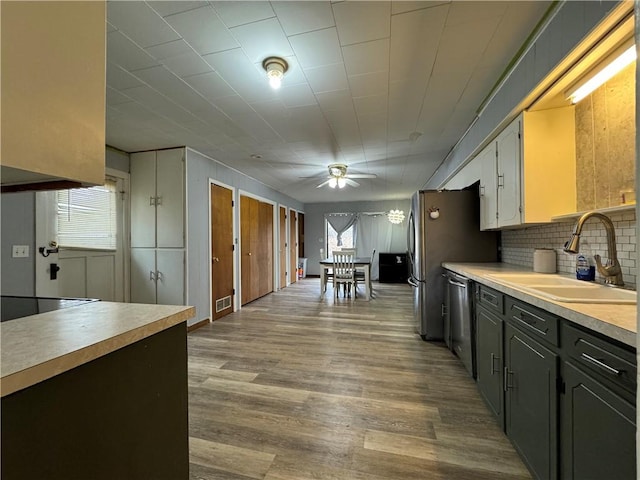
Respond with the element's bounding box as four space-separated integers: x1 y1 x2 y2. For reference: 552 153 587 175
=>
215 295 232 313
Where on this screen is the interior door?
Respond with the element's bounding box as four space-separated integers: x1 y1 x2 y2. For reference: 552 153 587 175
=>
240 195 260 304
258 202 273 296
279 206 287 289
289 209 297 284
36 174 127 301
211 184 234 320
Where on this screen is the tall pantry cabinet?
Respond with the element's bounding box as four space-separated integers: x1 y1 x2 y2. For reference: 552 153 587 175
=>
130 149 185 306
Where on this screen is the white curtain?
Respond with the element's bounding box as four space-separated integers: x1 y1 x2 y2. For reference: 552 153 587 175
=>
326 213 359 246
356 214 392 280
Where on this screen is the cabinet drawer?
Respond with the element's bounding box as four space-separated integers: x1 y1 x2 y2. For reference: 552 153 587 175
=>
562 323 636 394
505 297 559 346
476 284 503 315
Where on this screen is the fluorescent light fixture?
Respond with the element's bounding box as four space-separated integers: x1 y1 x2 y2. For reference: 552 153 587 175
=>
262 57 288 90
567 44 636 104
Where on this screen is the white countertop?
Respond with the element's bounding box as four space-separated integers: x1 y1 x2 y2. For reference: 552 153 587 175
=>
1 301 195 397
442 262 637 348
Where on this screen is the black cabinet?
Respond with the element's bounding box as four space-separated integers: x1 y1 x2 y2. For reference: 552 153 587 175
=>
561 361 636 480
504 322 558 480
378 252 407 283
475 306 504 427
560 323 636 480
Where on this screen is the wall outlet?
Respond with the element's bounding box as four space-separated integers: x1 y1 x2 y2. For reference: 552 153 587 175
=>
12 245 29 258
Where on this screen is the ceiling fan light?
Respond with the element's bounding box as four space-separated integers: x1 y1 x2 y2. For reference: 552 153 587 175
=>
388 209 405 224
337 177 346 188
328 177 338 188
263 57 288 90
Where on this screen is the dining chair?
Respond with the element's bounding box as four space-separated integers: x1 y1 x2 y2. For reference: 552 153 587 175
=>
355 249 375 296
332 250 357 299
320 248 333 292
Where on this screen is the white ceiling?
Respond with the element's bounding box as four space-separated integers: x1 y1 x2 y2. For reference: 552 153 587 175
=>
106 1 550 203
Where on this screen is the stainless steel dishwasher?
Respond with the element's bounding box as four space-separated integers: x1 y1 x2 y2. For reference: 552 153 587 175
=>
445 270 474 377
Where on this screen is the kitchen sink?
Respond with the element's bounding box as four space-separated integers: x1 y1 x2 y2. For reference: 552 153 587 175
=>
486 273 587 287
522 285 636 304
486 273 637 304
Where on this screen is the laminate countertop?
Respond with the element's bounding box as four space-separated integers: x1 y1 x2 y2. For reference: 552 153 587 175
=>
442 262 637 348
1 302 195 397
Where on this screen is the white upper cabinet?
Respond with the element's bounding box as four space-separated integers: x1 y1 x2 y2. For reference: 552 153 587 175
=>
452 107 576 231
496 119 522 228
130 148 185 248
1 2 106 188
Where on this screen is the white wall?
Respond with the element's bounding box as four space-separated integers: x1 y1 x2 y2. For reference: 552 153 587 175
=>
303 200 410 276
185 148 303 326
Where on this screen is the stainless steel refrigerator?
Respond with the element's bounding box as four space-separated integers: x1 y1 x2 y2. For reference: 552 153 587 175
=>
408 189 498 340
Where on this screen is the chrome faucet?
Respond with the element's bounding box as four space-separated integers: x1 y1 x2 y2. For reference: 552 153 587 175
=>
563 212 624 287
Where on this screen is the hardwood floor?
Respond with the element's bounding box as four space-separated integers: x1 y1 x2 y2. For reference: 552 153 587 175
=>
188 279 531 480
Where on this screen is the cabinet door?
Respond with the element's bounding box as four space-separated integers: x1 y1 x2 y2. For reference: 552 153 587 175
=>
477 142 498 230
497 118 522 228
561 361 636 480
156 149 185 248
505 323 558 480
156 249 185 305
130 152 157 248
475 307 504 426
130 248 157 304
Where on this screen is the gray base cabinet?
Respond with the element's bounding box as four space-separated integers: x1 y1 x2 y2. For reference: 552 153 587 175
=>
475 306 504 425
505 323 558 480
561 361 635 479
471 280 636 480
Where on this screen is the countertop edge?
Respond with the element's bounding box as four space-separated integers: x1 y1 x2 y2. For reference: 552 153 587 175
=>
1 305 195 397
442 262 636 348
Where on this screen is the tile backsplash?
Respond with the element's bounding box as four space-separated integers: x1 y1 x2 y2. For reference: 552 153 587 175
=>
501 210 636 289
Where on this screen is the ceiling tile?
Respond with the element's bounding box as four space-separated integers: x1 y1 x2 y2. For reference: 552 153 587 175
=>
211 1 275 28
160 50 213 78
289 28 342 69
342 39 389 76
280 83 318 108
348 71 389 98
333 1 391 46
183 71 237 100
106 86 134 106
145 39 192 60
107 31 160 71
353 94 387 117
391 1 450 15
271 1 335 36
121 85 196 124
164 5 239 55
230 18 293 64
107 64 145 90
315 89 354 112
304 63 349 94
212 95 256 116
147 1 209 18
108 2 180 48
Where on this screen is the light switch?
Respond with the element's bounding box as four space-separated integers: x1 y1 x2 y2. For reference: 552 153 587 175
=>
12 245 29 258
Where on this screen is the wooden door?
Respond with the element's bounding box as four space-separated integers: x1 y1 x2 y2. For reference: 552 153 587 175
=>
298 212 304 258
241 196 257 304
258 202 273 297
289 209 297 284
279 206 287 289
211 184 234 320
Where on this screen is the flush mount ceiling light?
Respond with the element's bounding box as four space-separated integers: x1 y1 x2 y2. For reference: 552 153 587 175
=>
387 209 405 224
262 57 288 90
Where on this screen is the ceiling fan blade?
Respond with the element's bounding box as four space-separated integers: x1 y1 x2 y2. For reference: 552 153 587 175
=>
316 179 332 188
347 173 377 179
344 178 360 187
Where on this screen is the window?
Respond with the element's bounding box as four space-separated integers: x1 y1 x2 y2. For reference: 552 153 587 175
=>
327 222 354 254
57 179 117 250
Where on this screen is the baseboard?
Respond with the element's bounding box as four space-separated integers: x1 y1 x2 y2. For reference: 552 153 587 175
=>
187 318 210 332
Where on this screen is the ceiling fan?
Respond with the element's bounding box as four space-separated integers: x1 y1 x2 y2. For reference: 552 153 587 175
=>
316 164 376 189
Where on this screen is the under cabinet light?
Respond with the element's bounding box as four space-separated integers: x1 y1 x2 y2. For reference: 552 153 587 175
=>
567 44 636 104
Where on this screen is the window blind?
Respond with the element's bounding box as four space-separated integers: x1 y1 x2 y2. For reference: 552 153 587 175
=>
57 179 117 250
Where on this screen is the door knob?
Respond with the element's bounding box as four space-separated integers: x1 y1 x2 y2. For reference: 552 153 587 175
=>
248 252 252 256
212 257 219 262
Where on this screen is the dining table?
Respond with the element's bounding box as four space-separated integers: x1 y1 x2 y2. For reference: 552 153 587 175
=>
319 257 372 300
